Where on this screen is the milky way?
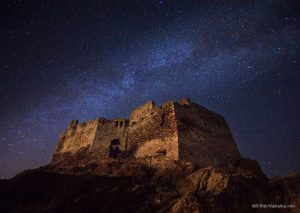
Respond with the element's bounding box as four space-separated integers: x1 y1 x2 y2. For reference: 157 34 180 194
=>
0 0 299 178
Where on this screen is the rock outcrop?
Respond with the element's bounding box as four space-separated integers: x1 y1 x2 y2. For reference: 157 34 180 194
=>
0 160 299 212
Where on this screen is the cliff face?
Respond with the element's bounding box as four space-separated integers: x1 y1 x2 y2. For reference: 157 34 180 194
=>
51 99 241 169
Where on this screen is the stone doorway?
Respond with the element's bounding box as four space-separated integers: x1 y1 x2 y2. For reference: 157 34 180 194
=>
109 139 120 158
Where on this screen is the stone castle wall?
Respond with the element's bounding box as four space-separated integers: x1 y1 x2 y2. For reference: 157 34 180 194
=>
90 118 128 157
55 120 97 154
126 101 179 160
52 118 129 163
174 102 241 167
129 101 155 125
52 99 241 167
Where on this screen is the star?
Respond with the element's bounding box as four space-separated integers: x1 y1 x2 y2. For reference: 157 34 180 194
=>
0 0 299 179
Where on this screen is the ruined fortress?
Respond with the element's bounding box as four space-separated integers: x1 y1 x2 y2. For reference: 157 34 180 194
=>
52 99 241 167
5 99 299 213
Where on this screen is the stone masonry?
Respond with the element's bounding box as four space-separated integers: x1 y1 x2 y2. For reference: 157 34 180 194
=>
52 99 241 167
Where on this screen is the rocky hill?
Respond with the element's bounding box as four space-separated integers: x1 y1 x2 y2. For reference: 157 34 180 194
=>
0 99 299 212
0 158 299 212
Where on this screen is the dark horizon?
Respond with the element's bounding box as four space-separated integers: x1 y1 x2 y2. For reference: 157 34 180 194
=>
0 0 299 178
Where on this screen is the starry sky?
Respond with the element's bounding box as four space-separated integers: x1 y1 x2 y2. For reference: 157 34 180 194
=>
0 0 299 178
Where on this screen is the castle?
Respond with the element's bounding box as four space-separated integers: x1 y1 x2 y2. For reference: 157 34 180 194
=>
52 99 241 167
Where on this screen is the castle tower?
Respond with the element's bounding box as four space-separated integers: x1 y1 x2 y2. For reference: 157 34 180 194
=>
126 99 241 166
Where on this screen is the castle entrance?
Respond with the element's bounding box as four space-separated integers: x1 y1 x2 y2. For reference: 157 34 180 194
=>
109 139 120 158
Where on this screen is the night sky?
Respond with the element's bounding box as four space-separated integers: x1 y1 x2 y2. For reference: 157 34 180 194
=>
1 0 299 178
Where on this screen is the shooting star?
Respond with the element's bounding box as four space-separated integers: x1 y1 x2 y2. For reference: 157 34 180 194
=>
231 58 290 89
